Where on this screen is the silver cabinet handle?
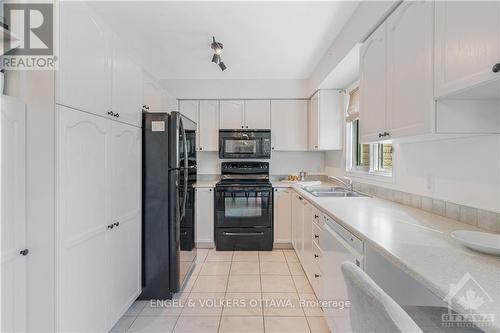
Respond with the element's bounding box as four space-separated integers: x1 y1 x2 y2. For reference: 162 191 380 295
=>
223 232 265 236
20 249 29 256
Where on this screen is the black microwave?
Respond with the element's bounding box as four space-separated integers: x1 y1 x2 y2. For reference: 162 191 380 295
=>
219 130 272 159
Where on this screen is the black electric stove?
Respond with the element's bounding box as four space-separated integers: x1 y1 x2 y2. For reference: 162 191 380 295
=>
215 162 273 251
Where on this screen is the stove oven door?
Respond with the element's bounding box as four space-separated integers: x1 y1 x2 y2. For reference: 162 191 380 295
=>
215 186 273 228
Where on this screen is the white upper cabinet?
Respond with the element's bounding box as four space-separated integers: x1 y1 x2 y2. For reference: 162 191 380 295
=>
179 100 199 125
387 1 435 138
271 100 309 151
111 37 143 127
58 2 143 127
359 22 388 143
219 100 244 129
199 101 219 151
58 2 112 116
308 90 344 151
244 100 271 129
435 1 500 98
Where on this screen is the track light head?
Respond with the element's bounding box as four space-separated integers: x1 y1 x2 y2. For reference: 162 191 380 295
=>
218 61 227 71
210 36 227 71
211 53 220 64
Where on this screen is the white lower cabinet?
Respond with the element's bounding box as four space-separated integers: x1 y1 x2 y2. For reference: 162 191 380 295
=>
291 193 305 254
195 187 215 247
273 188 292 245
56 105 141 332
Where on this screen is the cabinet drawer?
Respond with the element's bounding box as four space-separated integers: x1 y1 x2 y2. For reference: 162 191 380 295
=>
312 241 322 268
312 208 321 225
312 222 323 247
309 262 322 298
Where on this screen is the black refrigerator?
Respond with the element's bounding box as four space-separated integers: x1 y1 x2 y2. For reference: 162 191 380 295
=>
140 111 197 300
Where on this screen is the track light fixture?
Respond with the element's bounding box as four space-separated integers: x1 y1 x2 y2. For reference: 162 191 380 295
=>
210 36 227 71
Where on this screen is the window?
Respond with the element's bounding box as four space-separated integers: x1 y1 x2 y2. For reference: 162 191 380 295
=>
347 119 393 176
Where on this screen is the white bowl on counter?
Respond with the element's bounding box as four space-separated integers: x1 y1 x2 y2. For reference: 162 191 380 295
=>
451 230 500 256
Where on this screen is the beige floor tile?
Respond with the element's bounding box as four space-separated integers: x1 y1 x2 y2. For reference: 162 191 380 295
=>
110 315 136 332
260 262 290 275
299 294 323 317
287 262 305 276
180 274 198 293
283 250 299 263
262 292 304 317
264 316 311 333
306 316 330 333
223 293 263 316
219 316 264 333
206 250 233 262
195 249 210 263
139 299 184 316
230 261 260 275
227 275 261 293
261 275 296 293
173 316 220 333
190 263 202 276
199 262 231 276
128 316 178 333
232 251 259 262
180 292 224 316
191 275 228 293
259 250 285 262
125 301 148 316
292 276 314 293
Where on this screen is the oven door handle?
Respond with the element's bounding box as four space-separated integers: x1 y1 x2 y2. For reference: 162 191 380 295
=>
222 232 265 236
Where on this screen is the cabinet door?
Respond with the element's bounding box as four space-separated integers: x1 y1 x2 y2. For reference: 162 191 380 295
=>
219 100 244 129
199 101 219 151
435 1 499 98
302 201 313 278
359 22 388 143
106 122 141 327
56 106 109 332
195 188 214 246
271 100 309 151
308 93 319 150
291 194 305 257
273 188 292 244
179 100 200 150
111 37 143 127
387 1 435 138
58 2 112 116
244 100 271 129
1 97 26 333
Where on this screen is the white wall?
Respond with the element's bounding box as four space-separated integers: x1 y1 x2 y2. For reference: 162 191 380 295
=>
325 135 500 213
198 151 325 176
160 79 310 100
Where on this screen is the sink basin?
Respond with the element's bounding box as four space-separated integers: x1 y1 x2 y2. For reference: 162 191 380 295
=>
311 192 368 198
302 185 368 198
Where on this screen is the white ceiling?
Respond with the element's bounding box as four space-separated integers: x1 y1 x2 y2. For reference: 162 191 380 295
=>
89 1 359 80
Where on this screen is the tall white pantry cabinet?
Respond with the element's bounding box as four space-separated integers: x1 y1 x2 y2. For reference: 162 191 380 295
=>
55 2 142 332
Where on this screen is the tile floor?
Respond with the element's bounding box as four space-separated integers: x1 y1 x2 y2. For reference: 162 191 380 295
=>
111 249 330 333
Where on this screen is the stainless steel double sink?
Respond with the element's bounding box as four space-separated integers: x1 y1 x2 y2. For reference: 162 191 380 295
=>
302 185 368 198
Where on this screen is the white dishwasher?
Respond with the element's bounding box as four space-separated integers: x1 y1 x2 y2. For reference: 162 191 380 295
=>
321 216 364 333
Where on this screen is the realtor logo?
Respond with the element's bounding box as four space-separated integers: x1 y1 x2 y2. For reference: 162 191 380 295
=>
442 272 495 329
2 2 56 70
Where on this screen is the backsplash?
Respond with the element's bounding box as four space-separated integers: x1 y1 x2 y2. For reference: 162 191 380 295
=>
352 182 500 234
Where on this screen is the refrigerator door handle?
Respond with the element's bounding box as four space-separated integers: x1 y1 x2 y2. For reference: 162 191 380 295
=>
180 118 189 220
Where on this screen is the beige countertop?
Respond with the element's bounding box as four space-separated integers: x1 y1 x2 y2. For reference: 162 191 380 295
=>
292 183 500 332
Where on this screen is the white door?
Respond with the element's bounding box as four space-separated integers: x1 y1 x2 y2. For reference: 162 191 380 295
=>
435 1 499 98
359 22 388 143
106 122 141 327
308 93 319 150
1 96 27 333
195 188 214 246
111 36 143 127
271 100 308 151
387 1 435 139
219 100 244 129
199 101 219 151
273 188 292 244
57 1 112 116
244 100 271 129
56 106 109 333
